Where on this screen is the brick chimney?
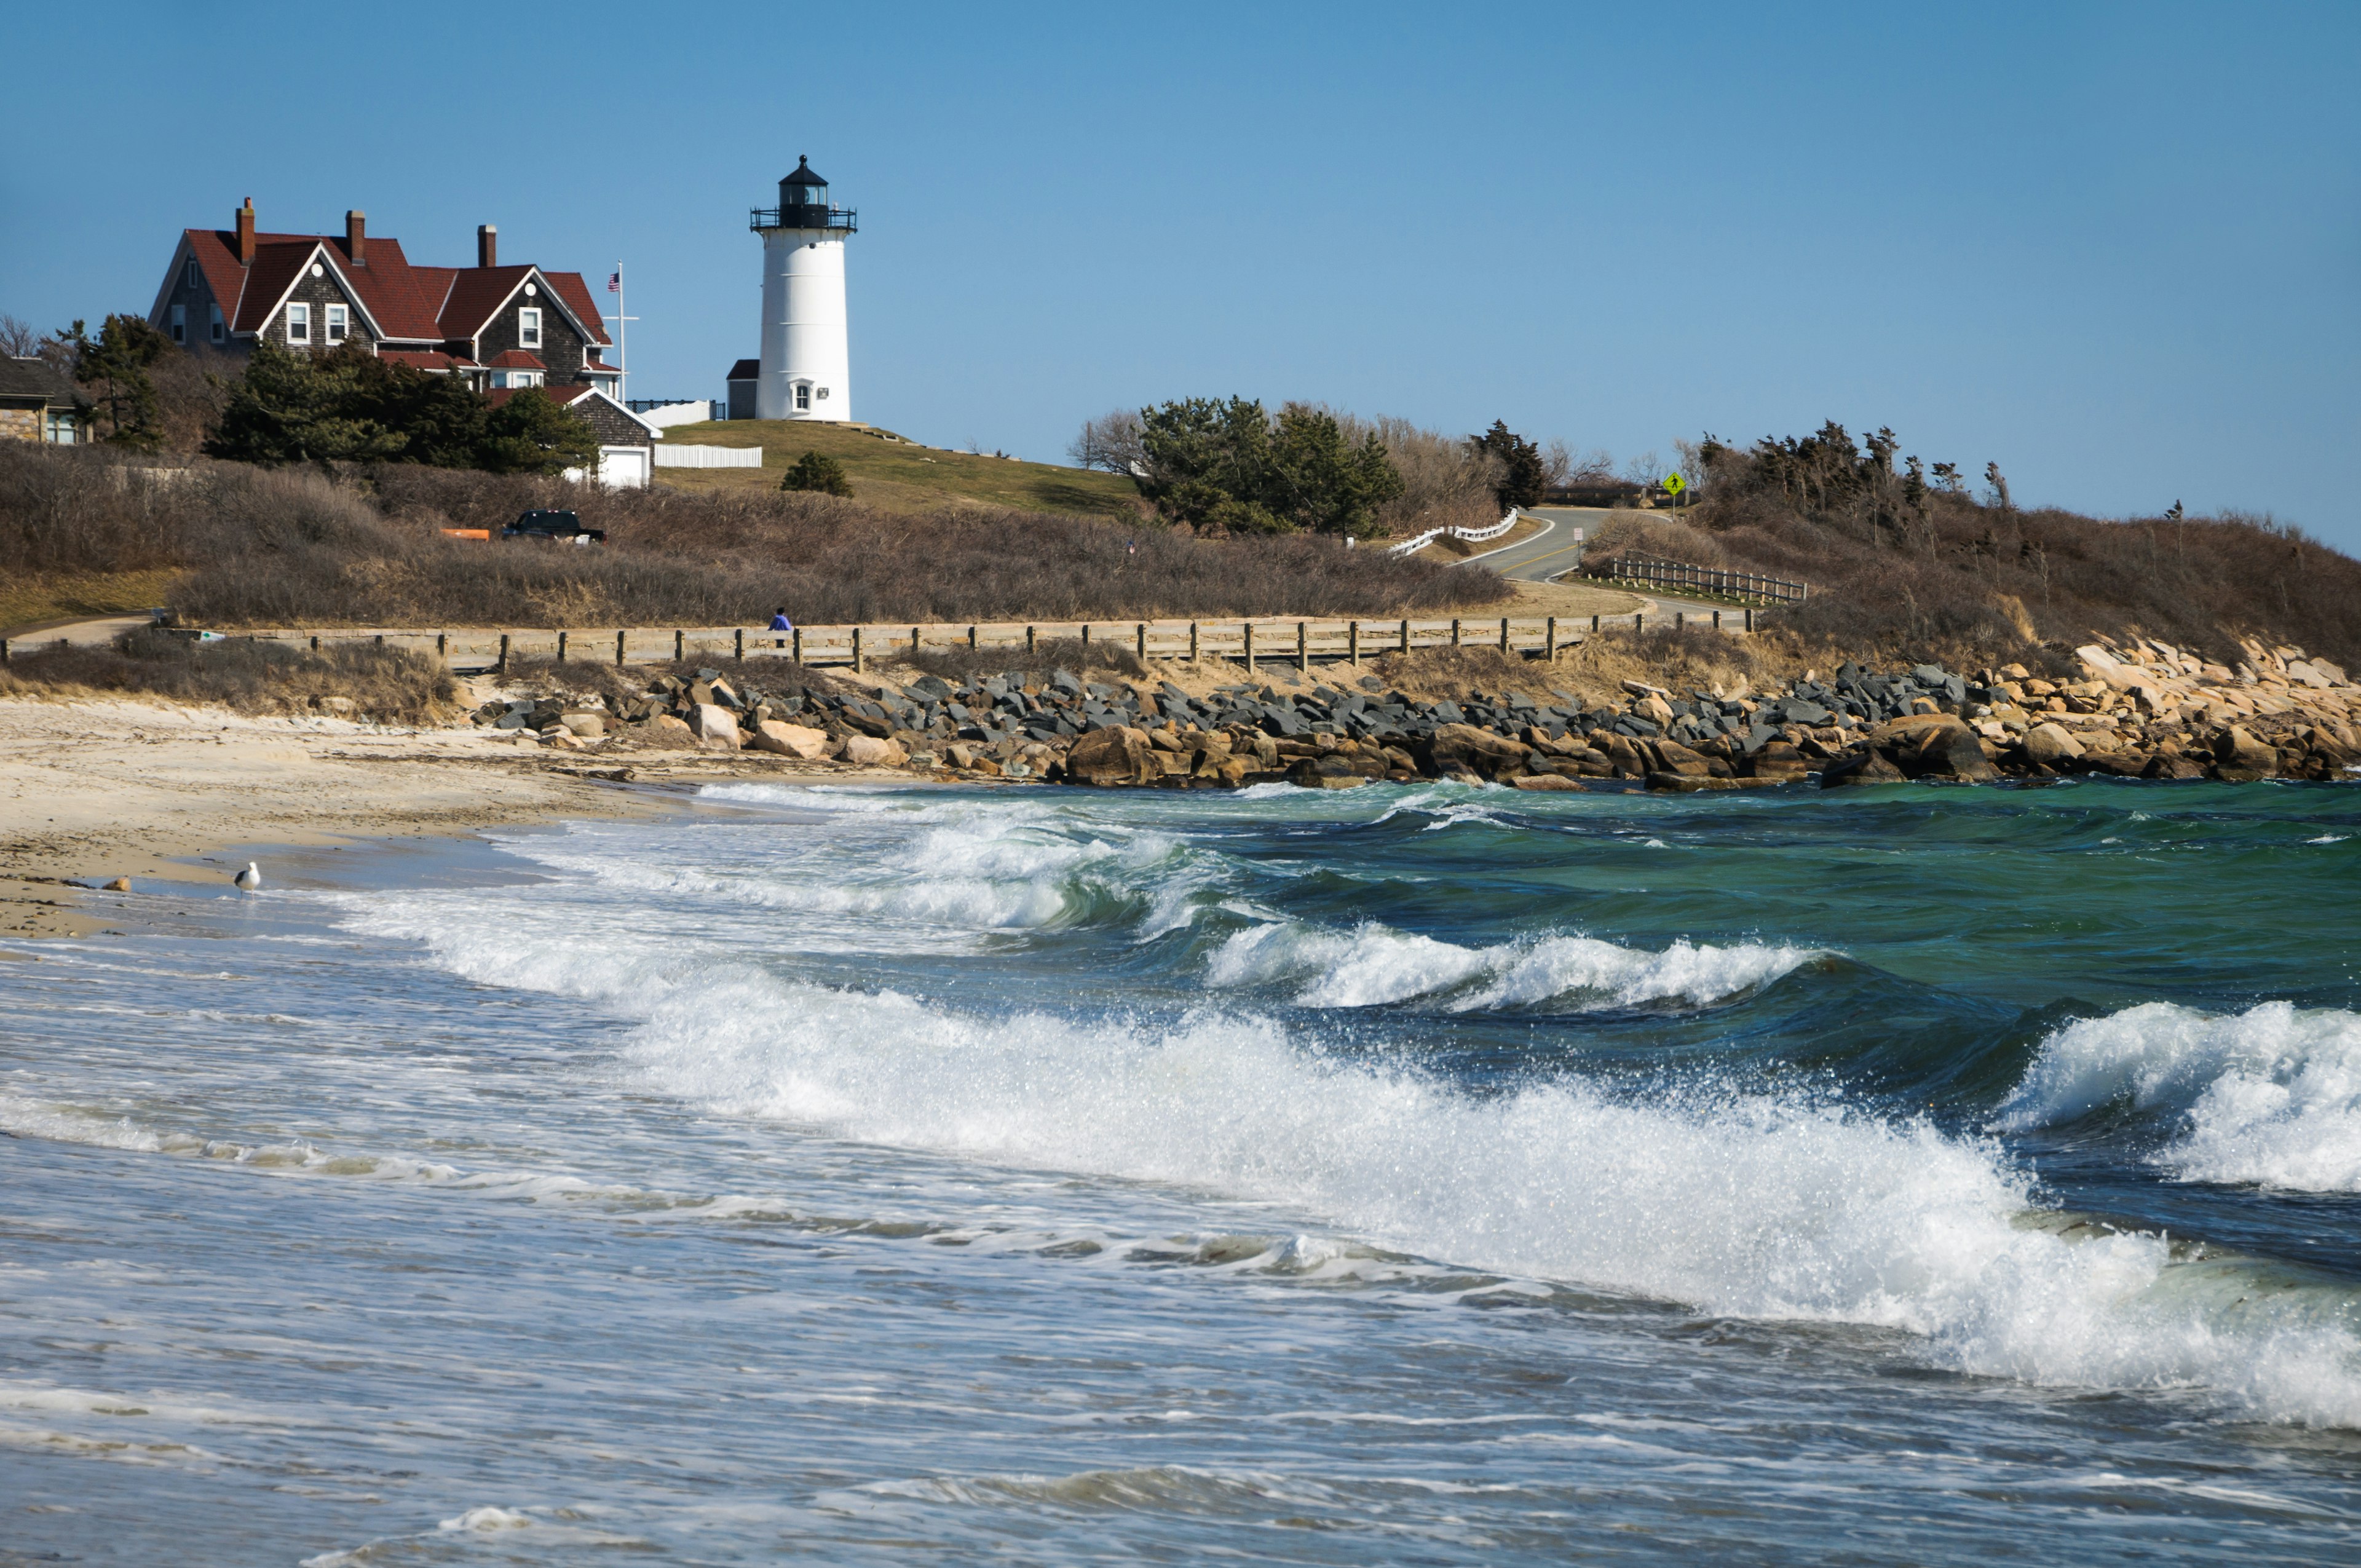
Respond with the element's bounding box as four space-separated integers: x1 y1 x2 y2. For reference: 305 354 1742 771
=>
477 224 497 269
345 209 366 266
236 198 256 265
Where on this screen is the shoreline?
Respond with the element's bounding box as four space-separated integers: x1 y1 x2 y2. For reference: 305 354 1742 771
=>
0 694 919 945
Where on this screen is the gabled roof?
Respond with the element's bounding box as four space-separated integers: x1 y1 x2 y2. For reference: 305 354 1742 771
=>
727 358 761 381
486 382 657 438
175 227 447 342
486 349 546 370
378 349 475 371
432 265 611 349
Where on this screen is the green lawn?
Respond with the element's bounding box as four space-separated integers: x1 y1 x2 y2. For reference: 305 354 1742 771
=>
653 420 1144 518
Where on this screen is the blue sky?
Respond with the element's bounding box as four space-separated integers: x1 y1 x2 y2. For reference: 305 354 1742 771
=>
4 3 2355 548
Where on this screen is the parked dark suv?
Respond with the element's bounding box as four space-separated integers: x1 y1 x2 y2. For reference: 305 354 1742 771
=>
502 509 606 544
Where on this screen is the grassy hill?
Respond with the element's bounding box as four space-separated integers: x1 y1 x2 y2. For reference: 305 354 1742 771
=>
652 421 1144 518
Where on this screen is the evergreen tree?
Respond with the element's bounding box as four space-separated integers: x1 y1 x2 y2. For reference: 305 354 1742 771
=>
1134 397 1401 536
1469 419 1546 509
71 314 173 448
477 388 599 476
204 340 406 464
780 451 854 496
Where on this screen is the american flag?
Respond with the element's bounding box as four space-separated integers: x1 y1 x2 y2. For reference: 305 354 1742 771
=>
607 272 620 292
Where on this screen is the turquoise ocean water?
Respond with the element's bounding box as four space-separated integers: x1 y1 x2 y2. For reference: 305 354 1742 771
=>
3 777 2359 1562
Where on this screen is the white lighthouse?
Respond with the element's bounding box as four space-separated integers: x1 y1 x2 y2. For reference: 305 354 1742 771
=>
751 156 855 422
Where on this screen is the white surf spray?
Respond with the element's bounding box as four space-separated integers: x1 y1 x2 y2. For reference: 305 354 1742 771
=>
1204 921 1821 1011
1999 1001 2361 1192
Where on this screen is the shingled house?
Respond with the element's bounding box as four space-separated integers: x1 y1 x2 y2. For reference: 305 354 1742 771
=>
147 200 652 484
0 357 87 445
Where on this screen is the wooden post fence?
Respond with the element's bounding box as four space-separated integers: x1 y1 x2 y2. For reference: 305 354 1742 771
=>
498 633 510 673
734 628 744 662
852 627 864 673
1399 618 1410 653
674 630 684 662
615 630 626 666
556 631 568 664
1189 622 1200 661
1297 620 1308 671
1244 622 1256 673
1348 620 1359 666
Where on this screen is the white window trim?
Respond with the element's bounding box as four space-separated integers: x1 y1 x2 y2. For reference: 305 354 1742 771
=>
326 304 349 344
169 304 186 344
286 303 310 344
518 307 541 349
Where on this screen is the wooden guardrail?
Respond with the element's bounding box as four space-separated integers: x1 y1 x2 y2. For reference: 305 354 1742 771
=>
184 606 1762 677
1586 555 1808 604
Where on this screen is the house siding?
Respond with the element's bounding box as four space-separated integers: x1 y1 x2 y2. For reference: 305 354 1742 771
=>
474 290 590 384
159 253 223 349
571 397 651 448
269 266 374 352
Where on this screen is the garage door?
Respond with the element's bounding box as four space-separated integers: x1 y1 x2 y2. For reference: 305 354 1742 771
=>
600 446 651 488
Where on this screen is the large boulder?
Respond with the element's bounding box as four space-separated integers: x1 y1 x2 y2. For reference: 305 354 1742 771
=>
688 703 743 750
842 733 909 768
2022 721 2084 767
1065 724 1155 786
1646 738 1715 777
1904 721 2001 782
558 712 606 738
2212 725 2277 782
1821 748 1907 787
1418 723 1529 781
749 720 830 759
1512 774 1587 792
1744 741 1809 780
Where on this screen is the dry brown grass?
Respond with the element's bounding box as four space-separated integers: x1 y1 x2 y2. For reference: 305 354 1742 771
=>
0 627 457 723
0 443 1512 628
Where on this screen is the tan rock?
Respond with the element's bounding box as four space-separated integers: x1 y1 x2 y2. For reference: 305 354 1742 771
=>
688 703 743 750
1513 774 1588 791
635 713 697 747
560 713 606 738
1065 725 1155 786
842 734 909 768
749 720 829 759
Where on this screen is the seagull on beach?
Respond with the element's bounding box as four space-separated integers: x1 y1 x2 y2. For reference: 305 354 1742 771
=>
233 862 262 892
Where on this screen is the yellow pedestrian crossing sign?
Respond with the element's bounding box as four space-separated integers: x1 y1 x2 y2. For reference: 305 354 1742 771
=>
1662 472 1686 495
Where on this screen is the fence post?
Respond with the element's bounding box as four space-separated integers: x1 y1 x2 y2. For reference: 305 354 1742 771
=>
1027 625 1036 654
498 633 510 674
1137 622 1147 659
1451 618 1462 647
911 625 920 657
1712 610 1722 632
1591 614 1600 634
674 629 684 662
853 627 864 673
1244 622 1256 674
1399 617 1410 652
556 631 567 664
1348 620 1359 667
0 639 7 665
310 634 320 652
1499 616 1509 652
437 632 448 657
616 630 626 667
1676 612 1685 632
1082 623 1091 647
375 633 386 649
968 625 978 650
1745 608 1755 633
1634 614 1645 636
1190 621 1200 662
1297 620 1308 671
792 627 803 663
1546 616 1557 662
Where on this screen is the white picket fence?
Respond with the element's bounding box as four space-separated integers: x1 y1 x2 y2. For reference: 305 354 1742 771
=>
652 444 763 469
1385 509 1521 558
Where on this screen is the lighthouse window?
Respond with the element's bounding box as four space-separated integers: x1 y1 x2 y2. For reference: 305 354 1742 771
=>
795 384 811 411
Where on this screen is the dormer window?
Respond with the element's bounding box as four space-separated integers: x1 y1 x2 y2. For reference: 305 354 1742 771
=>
519 307 541 349
326 304 348 344
287 303 310 344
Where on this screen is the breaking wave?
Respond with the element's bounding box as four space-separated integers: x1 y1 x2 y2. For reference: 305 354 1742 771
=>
1998 1001 2361 1191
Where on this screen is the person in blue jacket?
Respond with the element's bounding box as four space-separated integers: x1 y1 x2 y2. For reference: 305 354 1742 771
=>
769 608 793 649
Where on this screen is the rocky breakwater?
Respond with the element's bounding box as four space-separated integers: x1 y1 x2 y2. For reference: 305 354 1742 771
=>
462 635 2359 793
1812 636 2359 788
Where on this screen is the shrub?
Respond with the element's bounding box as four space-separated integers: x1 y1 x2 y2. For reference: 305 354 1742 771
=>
780 451 853 496
0 626 456 723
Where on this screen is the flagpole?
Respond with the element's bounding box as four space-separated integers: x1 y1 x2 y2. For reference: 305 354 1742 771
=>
616 263 626 405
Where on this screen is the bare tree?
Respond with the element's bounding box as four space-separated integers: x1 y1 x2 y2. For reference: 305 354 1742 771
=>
1984 461 2013 512
1327 410 1503 536
1068 409 1147 475
0 314 44 358
1541 438 1575 489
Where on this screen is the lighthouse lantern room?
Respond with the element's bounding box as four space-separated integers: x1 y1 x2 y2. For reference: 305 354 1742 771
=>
749 156 856 422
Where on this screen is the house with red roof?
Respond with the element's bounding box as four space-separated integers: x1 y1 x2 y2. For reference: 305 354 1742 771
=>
148 199 656 483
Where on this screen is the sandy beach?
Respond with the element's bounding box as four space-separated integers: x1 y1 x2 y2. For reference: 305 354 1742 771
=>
0 694 908 943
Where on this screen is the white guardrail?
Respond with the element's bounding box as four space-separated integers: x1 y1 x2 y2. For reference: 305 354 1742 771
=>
1385 509 1521 558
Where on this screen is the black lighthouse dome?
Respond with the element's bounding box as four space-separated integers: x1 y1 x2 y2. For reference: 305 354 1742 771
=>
752 155 856 233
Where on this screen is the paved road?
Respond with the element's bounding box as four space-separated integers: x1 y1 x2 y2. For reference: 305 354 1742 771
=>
1463 508 1600 582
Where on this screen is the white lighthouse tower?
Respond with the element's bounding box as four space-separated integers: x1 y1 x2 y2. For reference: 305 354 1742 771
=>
751 156 855 422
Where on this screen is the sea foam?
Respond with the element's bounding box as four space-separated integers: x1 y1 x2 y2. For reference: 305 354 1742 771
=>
1204 921 1819 1011
1999 1000 2361 1191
